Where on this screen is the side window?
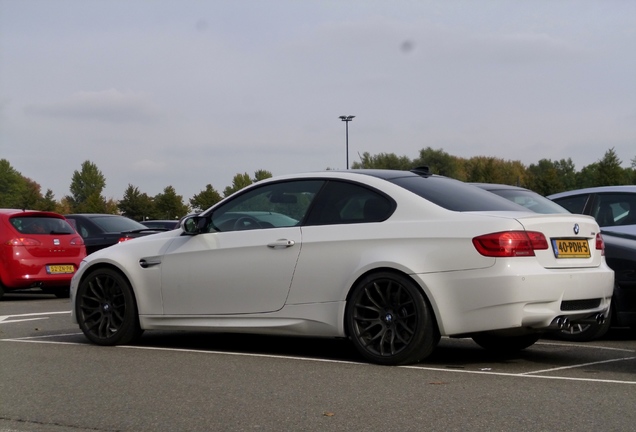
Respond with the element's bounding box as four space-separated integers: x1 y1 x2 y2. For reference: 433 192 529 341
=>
210 180 324 232
552 195 588 214
305 180 394 226
591 194 636 227
68 219 89 238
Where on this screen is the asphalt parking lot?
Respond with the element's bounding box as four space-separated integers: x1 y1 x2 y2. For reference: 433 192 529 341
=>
1 291 635 432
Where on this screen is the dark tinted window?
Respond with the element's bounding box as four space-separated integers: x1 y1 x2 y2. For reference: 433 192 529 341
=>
10 216 75 235
488 189 569 214
90 216 148 232
305 180 394 225
551 195 589 214
592 193 636 227
389 176 525 212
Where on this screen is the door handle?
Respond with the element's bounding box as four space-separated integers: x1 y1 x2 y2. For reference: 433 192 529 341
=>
267 239 295 249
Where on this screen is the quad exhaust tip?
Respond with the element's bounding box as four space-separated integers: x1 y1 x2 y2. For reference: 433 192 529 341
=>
552 316 571 330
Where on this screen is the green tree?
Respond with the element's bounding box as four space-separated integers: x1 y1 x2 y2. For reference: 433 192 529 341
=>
38 189 58 211
253 170 273 182
66 160 107 213
594 147 627 186
351 152 413 170
119 185 158 221
223 173 253 197
0 159 28 208
154 186 189 220
576 163 600 188
526 159 563 196
414 147 463 179
22 178 43 210
553 158 578 191
190 184 222 213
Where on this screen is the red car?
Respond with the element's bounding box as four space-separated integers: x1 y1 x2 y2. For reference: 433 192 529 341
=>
0 209 86 298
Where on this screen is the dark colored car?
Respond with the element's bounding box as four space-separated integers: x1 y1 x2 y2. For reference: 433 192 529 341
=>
548 186 636 236
475 183 636 341
470 183 570 214
548 186 636 337
65 214 161 255
0 209 86 298
141 220 180 230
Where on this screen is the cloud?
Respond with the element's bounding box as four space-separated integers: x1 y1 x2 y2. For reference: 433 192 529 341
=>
25 89 161 124
131 159 168 172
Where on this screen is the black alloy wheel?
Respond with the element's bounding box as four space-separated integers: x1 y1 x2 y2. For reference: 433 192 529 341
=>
346 272 438 365
76 268 142 345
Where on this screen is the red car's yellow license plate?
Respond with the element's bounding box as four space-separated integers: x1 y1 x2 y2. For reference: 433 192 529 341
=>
46 265 75 274
553 239 590 258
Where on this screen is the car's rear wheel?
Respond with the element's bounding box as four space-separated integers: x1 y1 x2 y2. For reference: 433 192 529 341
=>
76 268 142 345
471 333 540 353
346 272 439 365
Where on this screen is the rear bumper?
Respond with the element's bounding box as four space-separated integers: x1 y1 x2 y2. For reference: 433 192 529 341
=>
416 259 615 336
1 262 76 290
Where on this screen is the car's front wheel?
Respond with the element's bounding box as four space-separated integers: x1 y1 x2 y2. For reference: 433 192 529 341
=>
76 268 142 345
345 272 439 365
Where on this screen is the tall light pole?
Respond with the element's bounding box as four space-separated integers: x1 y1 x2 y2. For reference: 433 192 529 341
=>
339 115 355 169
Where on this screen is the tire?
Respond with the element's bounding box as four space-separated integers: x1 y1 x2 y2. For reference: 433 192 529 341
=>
345 272 439 365
556 308 612 342
75 268 143 346
472 333 540 353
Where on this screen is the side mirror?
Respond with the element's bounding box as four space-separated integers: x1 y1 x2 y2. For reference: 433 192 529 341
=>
183 216 209 235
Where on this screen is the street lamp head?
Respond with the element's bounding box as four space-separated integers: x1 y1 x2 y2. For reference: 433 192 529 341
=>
339 115 355 121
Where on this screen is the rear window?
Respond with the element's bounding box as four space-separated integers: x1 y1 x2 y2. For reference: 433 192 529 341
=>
389 176 527 212
90 216 148 232
10 216 75 235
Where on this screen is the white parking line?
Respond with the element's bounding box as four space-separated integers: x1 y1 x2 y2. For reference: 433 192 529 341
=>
0 311 70 324
520 357 636 375
2 335 635 385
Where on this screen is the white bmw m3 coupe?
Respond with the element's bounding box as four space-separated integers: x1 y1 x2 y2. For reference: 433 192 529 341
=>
70 169 614 365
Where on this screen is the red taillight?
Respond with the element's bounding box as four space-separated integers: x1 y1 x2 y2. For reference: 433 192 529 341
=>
118 237 134 243
6 237 41 246
70 236 84 246
596 233 605 256
472 231 548 257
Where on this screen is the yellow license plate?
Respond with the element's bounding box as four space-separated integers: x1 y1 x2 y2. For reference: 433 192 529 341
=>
46 265 75 274
553 239 590 258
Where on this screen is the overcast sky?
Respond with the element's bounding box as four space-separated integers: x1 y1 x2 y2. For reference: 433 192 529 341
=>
1 0 635 202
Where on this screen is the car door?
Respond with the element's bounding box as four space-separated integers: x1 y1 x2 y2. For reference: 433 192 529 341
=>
159 179 324 315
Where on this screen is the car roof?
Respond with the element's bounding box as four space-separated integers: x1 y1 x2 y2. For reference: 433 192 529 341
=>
0 209 65 219
65 213 125 218
549 185 636 199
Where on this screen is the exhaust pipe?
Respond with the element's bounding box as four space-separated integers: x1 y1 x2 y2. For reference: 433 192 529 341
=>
550 316 571 330
570 313 606 326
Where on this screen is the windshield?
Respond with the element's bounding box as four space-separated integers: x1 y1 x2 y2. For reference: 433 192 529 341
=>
91 216 149 232
488 189 570 214
389 176 527 212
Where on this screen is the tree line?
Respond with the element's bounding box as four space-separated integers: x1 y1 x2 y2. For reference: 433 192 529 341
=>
1 147 634 221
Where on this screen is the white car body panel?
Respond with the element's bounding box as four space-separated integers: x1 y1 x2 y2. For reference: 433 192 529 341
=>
70 171 614 344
